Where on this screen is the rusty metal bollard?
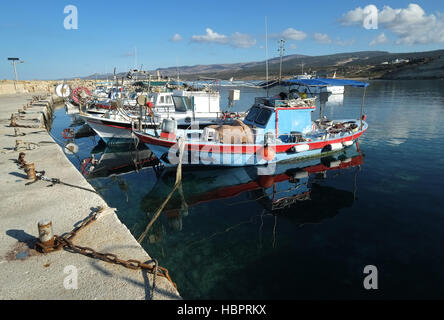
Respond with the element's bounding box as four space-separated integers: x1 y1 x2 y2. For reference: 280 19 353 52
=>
18 152 26 167
38 219 55 247
15 139 23 151
10 114 17 127
24 162 37 180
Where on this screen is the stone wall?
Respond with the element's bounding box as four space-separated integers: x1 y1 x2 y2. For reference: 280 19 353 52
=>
0 80 98 95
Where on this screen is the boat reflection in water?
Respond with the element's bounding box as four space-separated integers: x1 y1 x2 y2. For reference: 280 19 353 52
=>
139 144 364 243
81 141 159 179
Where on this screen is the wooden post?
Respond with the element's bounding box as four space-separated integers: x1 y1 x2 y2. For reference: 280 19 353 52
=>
138 105 143 130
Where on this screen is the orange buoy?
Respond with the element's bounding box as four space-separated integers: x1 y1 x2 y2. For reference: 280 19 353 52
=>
258 146 276 161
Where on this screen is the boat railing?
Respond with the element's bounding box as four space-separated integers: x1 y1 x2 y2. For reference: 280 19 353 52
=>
254 97 316 108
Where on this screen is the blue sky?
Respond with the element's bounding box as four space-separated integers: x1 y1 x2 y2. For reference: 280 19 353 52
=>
1 0 443 80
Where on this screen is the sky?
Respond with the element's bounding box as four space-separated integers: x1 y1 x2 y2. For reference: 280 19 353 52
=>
1 0 443 80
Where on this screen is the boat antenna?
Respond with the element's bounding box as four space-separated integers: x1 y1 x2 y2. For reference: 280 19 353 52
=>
176 57 180 83
134 47 138 70
113 67 117 88
265 16 269 97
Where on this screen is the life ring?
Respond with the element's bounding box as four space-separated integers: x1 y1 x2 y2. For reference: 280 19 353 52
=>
80 157 92 176
71 87 91 105
62 128 75 140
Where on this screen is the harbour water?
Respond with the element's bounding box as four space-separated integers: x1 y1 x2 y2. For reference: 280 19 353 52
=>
51 80 444 299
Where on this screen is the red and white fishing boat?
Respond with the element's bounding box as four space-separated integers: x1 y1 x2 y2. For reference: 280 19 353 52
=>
80 89 228 144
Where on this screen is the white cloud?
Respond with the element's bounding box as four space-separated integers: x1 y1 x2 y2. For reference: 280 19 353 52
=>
335 38 356 46
339 5 377 26
340 4 444 45
230 32 257 48
369 33 388 46
289 44 297 50
272 28 307 41
191 28 228 44
313 33 332 44
282 28 307 40
191 28 256 48
170 33 183 42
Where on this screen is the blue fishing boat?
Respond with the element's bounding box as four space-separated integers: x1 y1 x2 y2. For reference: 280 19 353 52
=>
134 78 369 167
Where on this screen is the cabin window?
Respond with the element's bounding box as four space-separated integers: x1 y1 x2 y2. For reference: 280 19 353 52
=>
245 106 261 122
159 96 165 104
255 109 272 125
173 96 192 112
166 96 172 104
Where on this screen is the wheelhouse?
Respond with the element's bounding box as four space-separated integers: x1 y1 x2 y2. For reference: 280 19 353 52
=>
243 97 316 143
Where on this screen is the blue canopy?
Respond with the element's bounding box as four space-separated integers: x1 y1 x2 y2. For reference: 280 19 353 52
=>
280 78 369 88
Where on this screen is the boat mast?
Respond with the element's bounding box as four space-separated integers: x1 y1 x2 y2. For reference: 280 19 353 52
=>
278 39 285 82
265 16 269 97
360 86 367 130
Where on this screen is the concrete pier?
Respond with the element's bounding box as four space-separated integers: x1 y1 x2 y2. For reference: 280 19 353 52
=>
0 93 181 300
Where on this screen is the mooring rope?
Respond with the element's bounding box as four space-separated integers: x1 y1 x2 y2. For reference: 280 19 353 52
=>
137 138 185 244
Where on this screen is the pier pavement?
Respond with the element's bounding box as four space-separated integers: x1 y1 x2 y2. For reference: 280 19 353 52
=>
0 93 180 300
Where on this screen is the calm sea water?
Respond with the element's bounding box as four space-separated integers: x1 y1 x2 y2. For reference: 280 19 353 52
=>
51 80 444 299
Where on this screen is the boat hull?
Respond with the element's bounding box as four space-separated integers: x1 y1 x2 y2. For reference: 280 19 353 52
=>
80 116 137 144
135 121 367 168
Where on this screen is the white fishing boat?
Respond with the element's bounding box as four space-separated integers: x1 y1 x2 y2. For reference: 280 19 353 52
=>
80 89 232 144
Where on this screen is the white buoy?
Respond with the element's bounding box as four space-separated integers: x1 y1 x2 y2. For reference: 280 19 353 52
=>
330 143 343 151
343 140 353 147
294 144 310 153
64 143 79 154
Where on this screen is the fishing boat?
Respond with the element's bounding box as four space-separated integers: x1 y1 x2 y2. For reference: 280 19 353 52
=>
134 78 369 167
294 73 344 94
85 90 174 115
80 89 229 144
260 75 345 95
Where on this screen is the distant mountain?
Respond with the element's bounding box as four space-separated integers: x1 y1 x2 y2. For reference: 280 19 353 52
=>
151 54 309 77
81 49 444 81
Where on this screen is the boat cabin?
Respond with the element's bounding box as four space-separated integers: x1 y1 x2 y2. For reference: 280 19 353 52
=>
243 96 316 143
149 92 174 110
149 90 220 114
172 90 220 113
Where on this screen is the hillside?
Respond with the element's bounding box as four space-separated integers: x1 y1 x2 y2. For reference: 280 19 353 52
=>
82 49 444 81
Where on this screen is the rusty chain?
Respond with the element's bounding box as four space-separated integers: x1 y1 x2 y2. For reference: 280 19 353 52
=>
19 152 177 293
34 208 177 291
